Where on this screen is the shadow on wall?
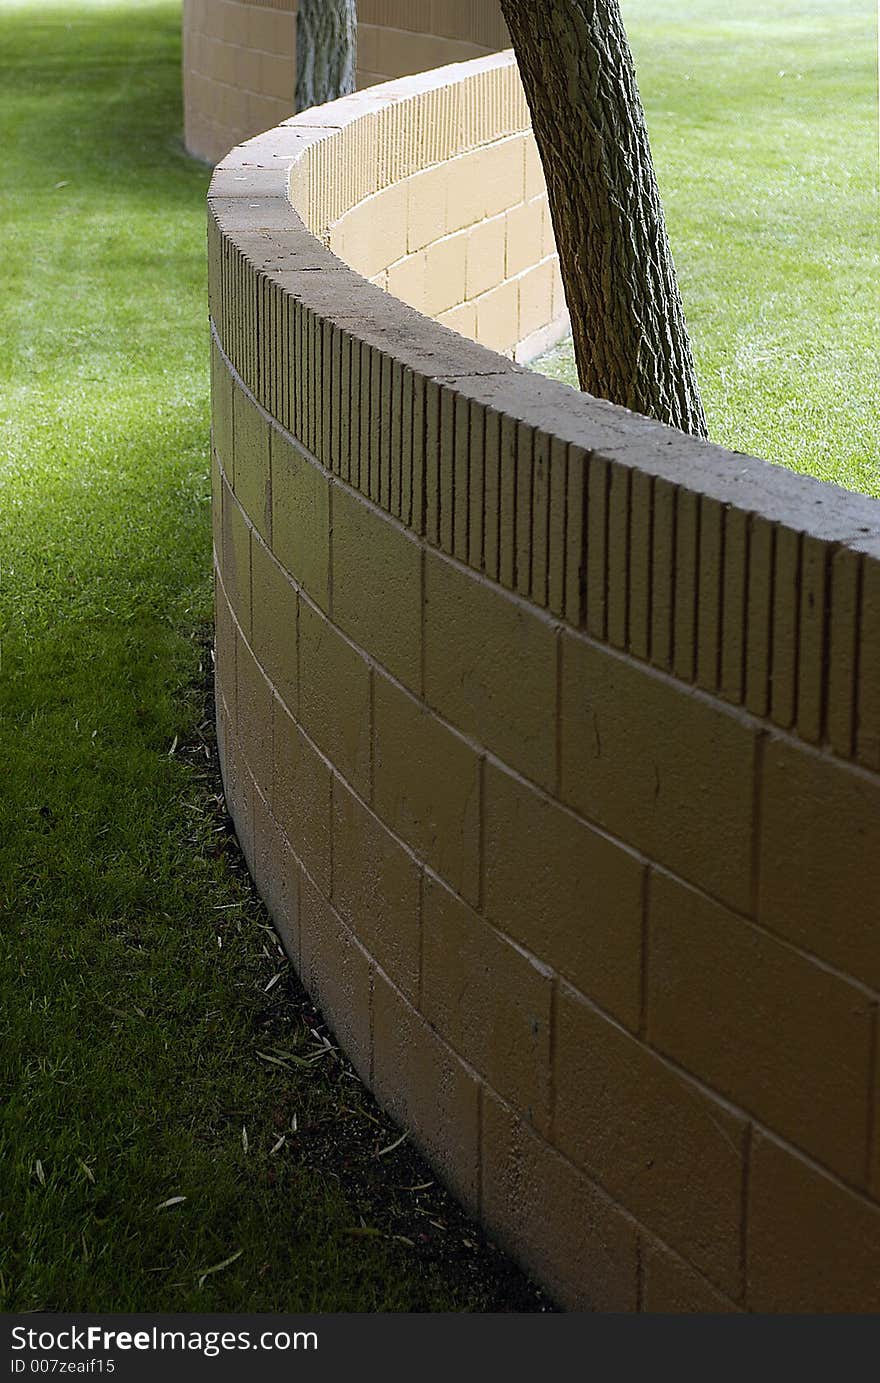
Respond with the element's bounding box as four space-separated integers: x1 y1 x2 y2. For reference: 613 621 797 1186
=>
207 46 880 1313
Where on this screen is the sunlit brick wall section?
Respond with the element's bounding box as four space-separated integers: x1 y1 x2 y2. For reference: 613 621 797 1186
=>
209 57 880 1312
183 0 508 165
294 54 566 361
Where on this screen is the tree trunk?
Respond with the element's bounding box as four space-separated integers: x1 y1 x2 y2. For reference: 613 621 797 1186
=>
295 0 357 113
500 0 707 437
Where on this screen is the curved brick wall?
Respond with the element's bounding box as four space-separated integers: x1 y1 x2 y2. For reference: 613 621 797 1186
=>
183 0 509 165
209 56 880 1312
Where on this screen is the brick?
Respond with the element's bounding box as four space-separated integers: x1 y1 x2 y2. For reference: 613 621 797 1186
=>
641 1239 738 1313
423 231 468 317
517 260 554 343
482 136 525 218
373 969 480 1212
272 697 332 897
271 428 330 610
857 554 880 769
524 139 545 200
555 985 746 1296
648 871 873 1183
251 784 300 965
221 480 252 636
485 763 643 1030
386 251 426 315
770 525 800 729
560 633 756 913
444 148 488 234
747 1132 880 1311
474 278 518 353
424 552 557 790
211 452 223 567
827 547 860 757
211 338 234 479
232 382 271 541
250 536 297 712
223 719 253 870
407 164 448 253
373 674 480 904
298 601 371 799
466 215 506 299
299 872 372 1082
422 877 552 1131
649 477 675 670
331 779 421 1002
235 628 273 794
757 735 880 988
744 515 773 717
505 199 543 280
482 1090 638 1311
214 568 236 723
331 485 422 690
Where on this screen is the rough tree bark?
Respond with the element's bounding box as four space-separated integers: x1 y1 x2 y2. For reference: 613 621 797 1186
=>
499 0 707 437
295 0 357 113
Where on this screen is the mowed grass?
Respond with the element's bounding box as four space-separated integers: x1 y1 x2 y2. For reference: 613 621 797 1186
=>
535 0 879 498
0 1 542 1313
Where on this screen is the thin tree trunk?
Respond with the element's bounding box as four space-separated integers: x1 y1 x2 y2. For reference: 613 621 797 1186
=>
295 0 357 113
500 0 707 437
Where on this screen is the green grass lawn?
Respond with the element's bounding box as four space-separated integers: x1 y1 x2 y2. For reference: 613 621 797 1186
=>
0 0 546 1313
535 0 879 498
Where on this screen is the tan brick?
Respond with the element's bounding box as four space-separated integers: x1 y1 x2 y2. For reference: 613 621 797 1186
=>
423 231 468 316
757 735 880 989
505 199 543 280
641 1239 738 1313
517 260 554 342
211 338 234 479
474 278 518 353
466 216 506 299
250 536 297 712
236 628 273 795
560 633 756 913
386 251 426 315
232 382 271 541
437 301 478 341
331 484 422 690
485 763 643 1030
444 148 488 233
422 877 552 1132
406 164 448 253
649 871 873 1184
747 1132 880 1311
372 968 480 1212
272 697 332 896
481 1090 638 1311
483 136 525 217
555 985 746 1296
331 778 421 1001
299 872 372 1082
524 138 546 201
424 552 557 790
298 601 371 799
373 674 480 904
271 428 330 610
251 784 300 966
221 480 251 636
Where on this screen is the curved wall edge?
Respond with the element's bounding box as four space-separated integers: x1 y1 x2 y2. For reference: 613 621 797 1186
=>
210 55 880 1313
